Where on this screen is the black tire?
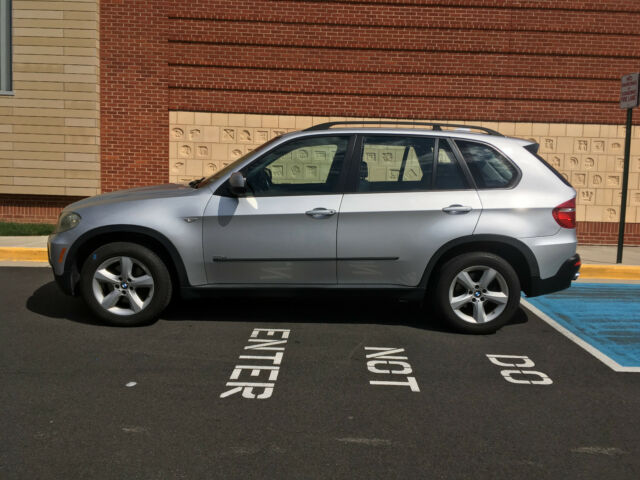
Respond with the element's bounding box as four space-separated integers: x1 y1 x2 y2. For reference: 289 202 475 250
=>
433 252 520 334
79 242 172 326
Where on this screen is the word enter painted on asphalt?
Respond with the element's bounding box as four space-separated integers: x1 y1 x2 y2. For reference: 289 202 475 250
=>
220 328 290 399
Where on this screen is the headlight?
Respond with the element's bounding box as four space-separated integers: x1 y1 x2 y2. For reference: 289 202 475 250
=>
56 212 81 233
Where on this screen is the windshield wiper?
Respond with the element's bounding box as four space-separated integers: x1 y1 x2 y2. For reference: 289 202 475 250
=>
189 177 205 188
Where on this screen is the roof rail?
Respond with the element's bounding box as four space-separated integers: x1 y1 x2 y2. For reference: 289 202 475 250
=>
304 121 503 136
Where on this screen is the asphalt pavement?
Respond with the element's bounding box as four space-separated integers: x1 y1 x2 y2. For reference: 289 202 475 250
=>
1 267 639 479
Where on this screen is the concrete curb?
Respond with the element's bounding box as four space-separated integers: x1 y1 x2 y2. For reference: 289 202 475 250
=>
0 247 48 262
1 246 640 280
579 264 640 281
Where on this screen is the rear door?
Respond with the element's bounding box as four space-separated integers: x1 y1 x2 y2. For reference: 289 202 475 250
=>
337 134 482 286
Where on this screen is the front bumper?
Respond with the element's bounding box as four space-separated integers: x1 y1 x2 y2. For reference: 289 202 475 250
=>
526 254 581 297
48 233 79 296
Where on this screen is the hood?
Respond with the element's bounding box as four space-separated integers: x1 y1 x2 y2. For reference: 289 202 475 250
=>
65 183 197 211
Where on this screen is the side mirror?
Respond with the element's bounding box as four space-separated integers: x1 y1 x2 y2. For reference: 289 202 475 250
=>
229 171 247 195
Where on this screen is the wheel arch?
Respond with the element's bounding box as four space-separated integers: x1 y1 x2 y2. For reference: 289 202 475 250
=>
420 235 540 296
65 225 190 295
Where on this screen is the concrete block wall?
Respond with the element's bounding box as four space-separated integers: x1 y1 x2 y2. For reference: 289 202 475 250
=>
0 0 100 203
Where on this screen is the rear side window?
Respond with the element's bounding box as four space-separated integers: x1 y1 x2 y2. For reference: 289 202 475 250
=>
455 140 518 189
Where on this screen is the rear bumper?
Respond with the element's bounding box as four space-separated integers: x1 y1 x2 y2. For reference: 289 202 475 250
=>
526 254 581 297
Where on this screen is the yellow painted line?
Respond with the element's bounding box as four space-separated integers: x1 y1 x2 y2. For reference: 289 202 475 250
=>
0 247 48 262
580 264 640 280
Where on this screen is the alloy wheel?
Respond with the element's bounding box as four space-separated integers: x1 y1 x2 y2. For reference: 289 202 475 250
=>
91 256 155 316
448 265 509 324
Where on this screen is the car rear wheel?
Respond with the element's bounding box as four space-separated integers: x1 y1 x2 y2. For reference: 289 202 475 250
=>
434 252 520 334
80 242 172 326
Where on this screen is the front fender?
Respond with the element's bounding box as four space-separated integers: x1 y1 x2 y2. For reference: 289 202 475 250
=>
60 225 192 295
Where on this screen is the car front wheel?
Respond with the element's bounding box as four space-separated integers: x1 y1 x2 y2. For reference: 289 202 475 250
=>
434 252 521 334
79 242 172 326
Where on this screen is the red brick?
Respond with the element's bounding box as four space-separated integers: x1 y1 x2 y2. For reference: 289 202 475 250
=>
0 195 84 224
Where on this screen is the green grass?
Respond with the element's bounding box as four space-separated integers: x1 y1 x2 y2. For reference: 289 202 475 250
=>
0 222 56 236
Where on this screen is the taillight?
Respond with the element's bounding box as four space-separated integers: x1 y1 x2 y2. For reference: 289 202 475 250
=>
552 198 576 229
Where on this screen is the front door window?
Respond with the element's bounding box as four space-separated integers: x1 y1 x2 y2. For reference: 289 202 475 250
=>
241 135 350 196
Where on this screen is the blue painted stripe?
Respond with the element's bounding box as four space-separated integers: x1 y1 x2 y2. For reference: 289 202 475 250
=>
525 283 640 368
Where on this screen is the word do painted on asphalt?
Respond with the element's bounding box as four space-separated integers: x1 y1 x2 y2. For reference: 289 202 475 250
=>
486 354 553 385
220 328 291 400
365 347 420 392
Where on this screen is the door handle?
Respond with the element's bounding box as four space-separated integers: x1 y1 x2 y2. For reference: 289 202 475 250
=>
305 207 337 218
442 204 472 214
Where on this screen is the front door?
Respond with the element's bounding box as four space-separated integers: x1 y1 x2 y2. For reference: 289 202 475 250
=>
203 135 352 284
337 134 482 286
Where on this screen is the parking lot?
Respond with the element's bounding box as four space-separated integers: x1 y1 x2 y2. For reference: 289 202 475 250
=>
2 267 640 479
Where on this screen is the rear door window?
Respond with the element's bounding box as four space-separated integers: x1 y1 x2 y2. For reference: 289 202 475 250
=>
455 140 519 189
435 140 467 190
357 135 435 192
356 135 469 192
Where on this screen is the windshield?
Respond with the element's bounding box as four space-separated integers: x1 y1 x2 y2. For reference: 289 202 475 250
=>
196 136 282 189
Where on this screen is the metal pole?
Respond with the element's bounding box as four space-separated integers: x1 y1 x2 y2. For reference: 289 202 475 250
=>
616 108 633 263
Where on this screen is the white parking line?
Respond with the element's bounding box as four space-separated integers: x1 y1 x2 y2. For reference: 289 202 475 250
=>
520 299 640 373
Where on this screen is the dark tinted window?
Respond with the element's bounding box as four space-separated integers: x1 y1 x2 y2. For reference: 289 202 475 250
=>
241 135 349 196
435 140 467 190
358 136 435 192
455 140 518 188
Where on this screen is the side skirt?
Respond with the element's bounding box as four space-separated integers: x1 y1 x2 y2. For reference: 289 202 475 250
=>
180 284 426 302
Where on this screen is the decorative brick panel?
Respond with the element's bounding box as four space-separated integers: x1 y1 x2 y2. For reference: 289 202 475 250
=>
170 112 640 223
167 112 640 245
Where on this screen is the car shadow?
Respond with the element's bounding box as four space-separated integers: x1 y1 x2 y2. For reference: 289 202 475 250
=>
26 281 528 333
26 281 104 326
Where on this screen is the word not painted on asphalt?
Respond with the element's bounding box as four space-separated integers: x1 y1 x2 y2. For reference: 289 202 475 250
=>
486 354 553 385
365 347 420 392
220 328 291 399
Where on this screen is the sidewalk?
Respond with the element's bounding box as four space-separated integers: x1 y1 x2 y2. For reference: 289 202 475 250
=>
0 236 48 248
0 236 49 267
0 236 639 280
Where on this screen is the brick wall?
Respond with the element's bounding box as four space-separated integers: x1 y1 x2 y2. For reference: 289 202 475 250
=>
166 0 640 125
0 194 83 224
99 0 167 192
578 222 640 246
105 0 640 184
73 1 640 244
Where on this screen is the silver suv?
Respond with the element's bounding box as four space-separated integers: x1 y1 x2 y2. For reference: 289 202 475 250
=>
48 122 580 333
